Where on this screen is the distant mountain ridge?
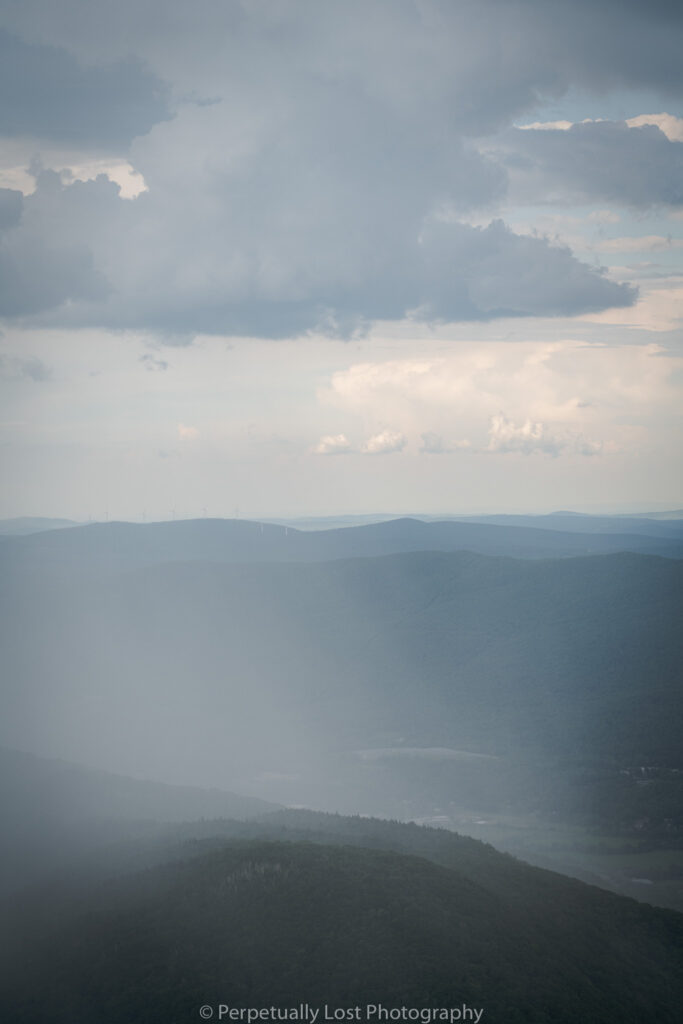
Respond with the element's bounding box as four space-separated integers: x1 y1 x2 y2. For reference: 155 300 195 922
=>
1 515 682 578
0 516 78 536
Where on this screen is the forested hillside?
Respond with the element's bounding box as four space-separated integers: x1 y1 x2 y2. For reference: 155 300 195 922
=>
3 834 682 1023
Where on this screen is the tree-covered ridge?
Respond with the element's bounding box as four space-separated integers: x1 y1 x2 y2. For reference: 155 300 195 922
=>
3 837 682 1024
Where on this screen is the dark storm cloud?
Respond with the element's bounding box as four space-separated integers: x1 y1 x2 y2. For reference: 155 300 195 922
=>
0 0 675 337
497 121 683 207
3 1 683 130
0 189 22 231
0 171 634 330
0 172 109 316
418 220 635 320
0 30 171 148
516 0 683 97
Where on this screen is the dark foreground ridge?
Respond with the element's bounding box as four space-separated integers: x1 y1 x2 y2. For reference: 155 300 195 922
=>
2 819 682 1024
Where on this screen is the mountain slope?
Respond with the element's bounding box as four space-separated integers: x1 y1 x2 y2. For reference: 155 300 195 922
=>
0 747 278 897
0 516 78 536
3 835 682 1023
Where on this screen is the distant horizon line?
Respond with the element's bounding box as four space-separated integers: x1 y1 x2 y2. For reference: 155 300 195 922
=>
2 506 683 528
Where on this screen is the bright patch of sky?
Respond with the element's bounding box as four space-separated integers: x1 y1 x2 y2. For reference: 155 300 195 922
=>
523 85 682 130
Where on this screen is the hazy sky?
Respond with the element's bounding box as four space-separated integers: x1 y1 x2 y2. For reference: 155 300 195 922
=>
1 0 682 519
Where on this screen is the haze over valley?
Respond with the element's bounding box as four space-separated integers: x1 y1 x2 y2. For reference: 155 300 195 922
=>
2 512 683 900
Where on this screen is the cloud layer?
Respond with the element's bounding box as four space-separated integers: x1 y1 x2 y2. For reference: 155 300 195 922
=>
4 0 674 338
317 339 680 461
0 30 171 147
496 120 683 207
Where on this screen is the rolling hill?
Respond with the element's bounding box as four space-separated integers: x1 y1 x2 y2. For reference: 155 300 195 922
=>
3 823 682 1023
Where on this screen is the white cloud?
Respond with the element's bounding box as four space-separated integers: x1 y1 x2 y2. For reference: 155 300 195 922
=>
312 433 352 456
626 113 683 143
419 432 472 454
578 278 683 331
3 4 661 337
319 339 682 466
518 114 683 143
493 119 683 209
0 170 633 332
360 430 406 455
574 436 604 457
485 415 606 458
486 414 565 456
177 423 199 440
0 151 149 201
517 119 575 131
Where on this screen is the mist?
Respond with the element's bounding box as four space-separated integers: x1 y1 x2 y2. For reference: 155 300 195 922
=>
2 514 681 827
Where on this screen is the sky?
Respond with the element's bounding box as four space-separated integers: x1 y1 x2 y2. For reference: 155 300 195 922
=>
1 0 682 520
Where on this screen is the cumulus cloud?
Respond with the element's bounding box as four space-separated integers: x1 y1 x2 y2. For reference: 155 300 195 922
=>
485 414 605 458
5 1 683 123
494 120 683 207
0 30 171 148
312 434 352 456
325 342 681 428
418 219 635 319
0 1 652 338
486 414 567 456
0 171 110 317
361 430 406 455
574 436 603 457
626 113 683 143
320 340 681 464
420 432 448 454
0 188 22 230
419 432 471 454
0 167 635 332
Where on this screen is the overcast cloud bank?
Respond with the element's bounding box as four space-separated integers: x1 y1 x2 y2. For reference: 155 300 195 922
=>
4 0 680 338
